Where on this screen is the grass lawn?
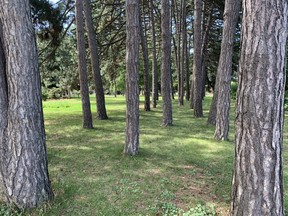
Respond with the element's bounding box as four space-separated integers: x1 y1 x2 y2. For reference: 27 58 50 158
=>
3 95 288 215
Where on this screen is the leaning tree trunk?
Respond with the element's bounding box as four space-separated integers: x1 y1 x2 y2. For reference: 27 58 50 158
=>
161 0 173 126
214 0 241 140
192 0 203 117
139 12 151 111
124 0 140 155
149 0 158 108
0 0 53 208
83 0 108 120
75 0 93 128
231 0 287 215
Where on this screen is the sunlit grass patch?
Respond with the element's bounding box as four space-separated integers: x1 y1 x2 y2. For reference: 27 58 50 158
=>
4 94 286 215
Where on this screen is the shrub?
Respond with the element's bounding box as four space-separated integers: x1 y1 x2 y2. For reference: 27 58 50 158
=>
47 87 62 99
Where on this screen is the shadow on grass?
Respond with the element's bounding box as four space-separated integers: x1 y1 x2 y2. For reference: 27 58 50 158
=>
40 96 240 215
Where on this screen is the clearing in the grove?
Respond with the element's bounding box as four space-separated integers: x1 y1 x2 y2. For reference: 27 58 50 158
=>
10 95 287 215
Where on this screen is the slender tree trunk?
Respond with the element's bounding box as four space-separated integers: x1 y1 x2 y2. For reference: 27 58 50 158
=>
149 0 158 108
124 0 140 155
114 79 117 97
207 87 218 125
214 0 241 140
201 5 213 99
139 12 151 111
0 0 53 208
161 0 173 126
192 0 203 117
83 0 108 120
231 0 287 215
75 0 93 129
185 34 191 101
179 0 186 106
171 0 182 106
190 78 194 109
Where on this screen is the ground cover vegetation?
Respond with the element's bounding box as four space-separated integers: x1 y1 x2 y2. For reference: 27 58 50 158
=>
0 95 287 215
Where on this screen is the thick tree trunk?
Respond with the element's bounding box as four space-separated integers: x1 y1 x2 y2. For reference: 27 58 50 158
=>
83 0 108 120
192 0 203 117
139 13 151 111
0 23 7 202
161 0 173 126
75 0 93 129
149 0 158 108
231 1 287 215
214 0 241 140
0 0 53 208
124 0 140 155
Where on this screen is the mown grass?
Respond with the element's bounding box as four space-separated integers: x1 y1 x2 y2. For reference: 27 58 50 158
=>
2 95 288 215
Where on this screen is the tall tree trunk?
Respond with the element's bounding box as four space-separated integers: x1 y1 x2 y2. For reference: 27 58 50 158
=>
171 0 182 106
83 0 108 120
124 0 140 155
161 0 173 126
139 11 151 111
149 0 158 108
75 0 93 129
179 0 186 106
201 5 213 99
231 0 287 215
214 0 241 140
185 34 191 101
192 0 203 117
207 86 218 125
0 0 53 208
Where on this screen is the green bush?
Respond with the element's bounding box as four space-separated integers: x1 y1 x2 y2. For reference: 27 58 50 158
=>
41 87 48 101
47 88 62 99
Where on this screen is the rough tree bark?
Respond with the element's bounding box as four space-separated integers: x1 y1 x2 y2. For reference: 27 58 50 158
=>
0 0 53 208
149 0 158 108
139 12 151 111
124 0 140 155
161 0 173 126
231 0 287 215
192 0 203 117
75 0 93 128
214 0 241 140
83 0 108 120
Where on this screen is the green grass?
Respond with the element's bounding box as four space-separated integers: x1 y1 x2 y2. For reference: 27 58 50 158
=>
2 95 288 215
